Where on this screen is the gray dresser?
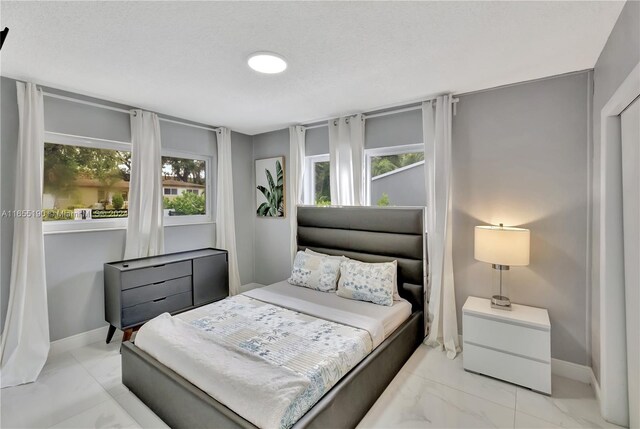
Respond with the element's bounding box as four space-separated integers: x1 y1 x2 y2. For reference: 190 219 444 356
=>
104 248 228 343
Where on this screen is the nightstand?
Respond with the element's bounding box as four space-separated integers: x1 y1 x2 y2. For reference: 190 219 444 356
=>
462 296 551 394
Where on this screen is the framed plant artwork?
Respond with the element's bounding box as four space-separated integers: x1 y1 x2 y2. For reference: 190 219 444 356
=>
255 156 285 218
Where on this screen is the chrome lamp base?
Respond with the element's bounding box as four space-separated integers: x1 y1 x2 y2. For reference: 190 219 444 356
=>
491 295 512 311
490 263 512 310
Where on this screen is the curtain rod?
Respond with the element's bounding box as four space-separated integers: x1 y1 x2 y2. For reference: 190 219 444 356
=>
302 96 459 130
41 91 220 133
42 92 130 114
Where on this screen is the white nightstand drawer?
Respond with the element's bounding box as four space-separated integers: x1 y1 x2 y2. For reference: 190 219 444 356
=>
463 313 550 362
463 343 551 394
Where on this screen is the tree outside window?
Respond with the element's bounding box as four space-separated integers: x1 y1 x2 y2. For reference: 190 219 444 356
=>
162 156 207 216
370 152 424 178
314 161 331 206
43 143 130 221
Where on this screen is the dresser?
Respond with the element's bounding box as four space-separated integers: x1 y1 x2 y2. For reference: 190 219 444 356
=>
104 248 228 343
462 296 551 394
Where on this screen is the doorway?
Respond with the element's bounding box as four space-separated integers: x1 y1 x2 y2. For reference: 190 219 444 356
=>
600 62 640 428
620 95 639 429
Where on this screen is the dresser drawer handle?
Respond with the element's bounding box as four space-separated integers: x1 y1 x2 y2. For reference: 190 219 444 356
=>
153 264 166 268
153 281 166 285
153 297 167 302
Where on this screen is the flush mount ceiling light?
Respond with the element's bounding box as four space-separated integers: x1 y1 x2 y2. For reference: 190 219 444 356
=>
247 52 287 74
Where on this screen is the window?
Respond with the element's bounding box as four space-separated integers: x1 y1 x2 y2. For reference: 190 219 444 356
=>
365 144 425 206
162 153 212 225
304 155 331 206
42 133 213 232
42 133 131 232
164 188 178 195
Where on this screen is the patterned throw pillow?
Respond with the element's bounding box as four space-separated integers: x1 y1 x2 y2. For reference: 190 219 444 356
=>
288 251 342 292
337 260 397 306
305 250 402 301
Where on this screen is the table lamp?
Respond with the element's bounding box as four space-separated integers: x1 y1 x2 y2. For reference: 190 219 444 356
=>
474 224 530 310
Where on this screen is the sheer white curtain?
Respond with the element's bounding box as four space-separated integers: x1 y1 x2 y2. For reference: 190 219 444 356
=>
0 82 50 388
215 127 241 296
124 110 164 259
423 96 460 359
328 114 365 206
289 126 306 263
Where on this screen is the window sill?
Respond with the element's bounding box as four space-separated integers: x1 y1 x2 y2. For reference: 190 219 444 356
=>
164 219 214 227
43 218 128 235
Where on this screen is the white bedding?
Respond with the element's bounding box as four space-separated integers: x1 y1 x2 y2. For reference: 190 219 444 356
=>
135 281 412 429
243 280 412 347
135 311 312 429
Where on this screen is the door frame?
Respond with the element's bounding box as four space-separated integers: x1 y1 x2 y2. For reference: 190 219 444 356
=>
599 61 640 426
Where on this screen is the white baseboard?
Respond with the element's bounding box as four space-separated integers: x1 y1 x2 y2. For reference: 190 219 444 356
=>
49 325 122 356
590 367 602 404
551 360 601 407
551 358 593 384
240 282 266 293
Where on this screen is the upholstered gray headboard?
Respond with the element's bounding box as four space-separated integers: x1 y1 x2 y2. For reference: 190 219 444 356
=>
296 206 426 313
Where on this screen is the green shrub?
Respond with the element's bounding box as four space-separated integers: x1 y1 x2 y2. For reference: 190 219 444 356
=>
315 195 331 207
112 193 124 209
168 192 205 215
377 193 390 206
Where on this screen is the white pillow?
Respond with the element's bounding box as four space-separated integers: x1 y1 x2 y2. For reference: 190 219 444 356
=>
306 249 401 301
304 248 348 261
336 260 397 306
288 251 342 292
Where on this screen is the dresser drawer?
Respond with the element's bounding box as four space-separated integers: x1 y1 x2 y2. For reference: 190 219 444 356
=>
121 291 192 327
121 261 192 290
122 276 192 308
463 342 551 394
463 313 550 362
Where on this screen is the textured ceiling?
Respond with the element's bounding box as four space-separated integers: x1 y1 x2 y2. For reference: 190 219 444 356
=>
0 1 625 135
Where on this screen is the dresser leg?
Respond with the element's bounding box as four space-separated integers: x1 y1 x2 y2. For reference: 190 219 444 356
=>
106 325 116 344
122 328 133 343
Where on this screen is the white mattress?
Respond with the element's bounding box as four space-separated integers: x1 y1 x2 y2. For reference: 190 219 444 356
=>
243 280 412 345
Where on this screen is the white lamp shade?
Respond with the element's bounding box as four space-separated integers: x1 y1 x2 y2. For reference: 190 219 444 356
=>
474 225 530 266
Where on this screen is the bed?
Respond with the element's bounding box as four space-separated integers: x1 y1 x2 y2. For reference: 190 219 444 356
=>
121 206 427 429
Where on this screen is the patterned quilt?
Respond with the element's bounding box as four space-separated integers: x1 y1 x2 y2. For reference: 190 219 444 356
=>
177 295 373 429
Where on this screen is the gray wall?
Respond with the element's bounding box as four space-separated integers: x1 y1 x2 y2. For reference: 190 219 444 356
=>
453 71 591 365
305 126 329 157
0 76 254 340
251 109 427 284
590 0 640 382
304 107 423 156
368 74 592 365
252 129 292 285
365 107 422 149
231 131 255 285
250 71 592 365
370 164 426 207
366 107 426 206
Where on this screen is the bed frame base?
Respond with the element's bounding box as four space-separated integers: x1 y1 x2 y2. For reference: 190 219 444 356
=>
122 311 423 429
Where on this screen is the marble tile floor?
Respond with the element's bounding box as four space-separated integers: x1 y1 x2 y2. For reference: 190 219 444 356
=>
1 339 620 429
